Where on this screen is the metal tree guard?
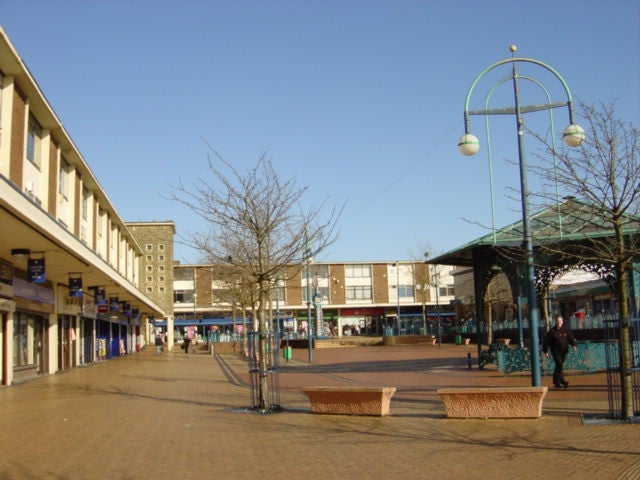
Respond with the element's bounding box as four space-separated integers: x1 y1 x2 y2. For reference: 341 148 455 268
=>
247 331 281 413
604 318 640 420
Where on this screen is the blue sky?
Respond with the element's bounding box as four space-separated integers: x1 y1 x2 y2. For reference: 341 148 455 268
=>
2 1 639 263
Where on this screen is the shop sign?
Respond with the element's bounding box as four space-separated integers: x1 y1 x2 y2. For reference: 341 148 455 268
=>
0 298 16 312
27 258 45 283
0 260 13 286
341 307 385 316
109 296 120 312
69 276 83 297
13 277 54 304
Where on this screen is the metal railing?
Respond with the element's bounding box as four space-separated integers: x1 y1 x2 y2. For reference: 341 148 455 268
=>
604 318 640 420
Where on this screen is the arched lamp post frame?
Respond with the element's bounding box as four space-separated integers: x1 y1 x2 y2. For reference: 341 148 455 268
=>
457 46 585 387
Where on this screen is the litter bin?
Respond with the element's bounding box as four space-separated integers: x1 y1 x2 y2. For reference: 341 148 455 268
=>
282 346 292 360
455 335 462 345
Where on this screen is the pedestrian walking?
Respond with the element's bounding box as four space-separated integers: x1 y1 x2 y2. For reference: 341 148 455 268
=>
542 315 577 388
155 334 163 355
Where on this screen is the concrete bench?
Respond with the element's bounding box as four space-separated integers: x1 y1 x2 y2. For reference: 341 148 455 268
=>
302 386 397 416
436 386 548 418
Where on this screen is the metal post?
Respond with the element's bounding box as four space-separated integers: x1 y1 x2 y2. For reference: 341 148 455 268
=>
510 54 542 386
422 254 428 334
435 270 441 346
306 260 313 363
396 262 401 335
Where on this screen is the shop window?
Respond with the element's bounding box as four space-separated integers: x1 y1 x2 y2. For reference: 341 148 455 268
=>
13 314 38 367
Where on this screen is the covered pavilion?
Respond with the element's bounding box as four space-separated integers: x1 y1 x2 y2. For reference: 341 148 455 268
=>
428 197 640 361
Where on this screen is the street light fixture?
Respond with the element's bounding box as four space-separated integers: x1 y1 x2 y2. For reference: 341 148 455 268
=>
457 45 584 386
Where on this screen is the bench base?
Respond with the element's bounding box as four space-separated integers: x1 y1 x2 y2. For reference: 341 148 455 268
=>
437 386 548 418
302 386 396 416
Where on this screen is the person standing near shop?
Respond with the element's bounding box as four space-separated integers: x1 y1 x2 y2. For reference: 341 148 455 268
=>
543 315 577 388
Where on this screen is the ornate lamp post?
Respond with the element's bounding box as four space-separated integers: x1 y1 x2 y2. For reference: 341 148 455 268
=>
457 46 585 386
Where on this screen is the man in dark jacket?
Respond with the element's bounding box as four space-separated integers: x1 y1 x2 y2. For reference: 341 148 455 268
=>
543 315 577 388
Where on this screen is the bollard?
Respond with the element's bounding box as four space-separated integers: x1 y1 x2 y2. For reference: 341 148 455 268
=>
467 352 472 369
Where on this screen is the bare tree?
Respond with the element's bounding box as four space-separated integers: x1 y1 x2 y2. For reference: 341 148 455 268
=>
532 100 640 418
168 150 340 410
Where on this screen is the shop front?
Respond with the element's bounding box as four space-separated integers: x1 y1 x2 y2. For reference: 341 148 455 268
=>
338 307 385 336
0 298 16 385
12 277 53 383
57 314 77 371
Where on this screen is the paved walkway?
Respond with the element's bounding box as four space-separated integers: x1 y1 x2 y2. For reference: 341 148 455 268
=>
0 343 638 480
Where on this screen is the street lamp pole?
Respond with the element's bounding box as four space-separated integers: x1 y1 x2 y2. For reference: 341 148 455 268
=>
433 267 441 346
422 253 428 335
304 232 313 363
457 46 585 387
395 261 401 335
193 292 197 320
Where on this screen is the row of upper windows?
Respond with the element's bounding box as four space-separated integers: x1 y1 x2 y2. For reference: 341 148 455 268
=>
145 244 166 251
146 286 167 294
2 77 138 282
146 265 166 272
146 255 167 262
146 276 167 284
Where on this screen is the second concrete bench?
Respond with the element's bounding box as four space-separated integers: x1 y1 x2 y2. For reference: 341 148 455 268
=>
436 386 548 418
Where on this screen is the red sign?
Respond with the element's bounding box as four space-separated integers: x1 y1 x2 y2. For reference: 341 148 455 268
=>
340 307 385 316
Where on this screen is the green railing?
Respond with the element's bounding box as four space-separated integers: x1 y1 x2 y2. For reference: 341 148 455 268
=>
495 341 609 375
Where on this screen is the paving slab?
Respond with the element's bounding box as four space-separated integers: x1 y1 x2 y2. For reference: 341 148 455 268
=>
0 342 637 480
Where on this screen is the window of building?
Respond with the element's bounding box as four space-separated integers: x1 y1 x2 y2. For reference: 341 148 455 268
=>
346 285 372 301
146 287 154 293
26 115 43 167
158 286 165 293
59 156 71 199
303 286 329 303
146 276 153 283
174 267 195 281
398 285 414 298
158 276 165 283
158 244 165 251
146 255 152 262
13 313 40 368
158 255 165 262
81 186 90 220
145 244 153 251
158 265 165 272
97 208 105 237
345 264 371 278
271 286 285 302
308 264 329 278
173 290 187 303
439 285 455 296
146 265 153 272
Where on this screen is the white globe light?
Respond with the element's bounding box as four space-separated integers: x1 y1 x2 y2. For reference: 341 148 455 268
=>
563 124 585 147
458 134 480 156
